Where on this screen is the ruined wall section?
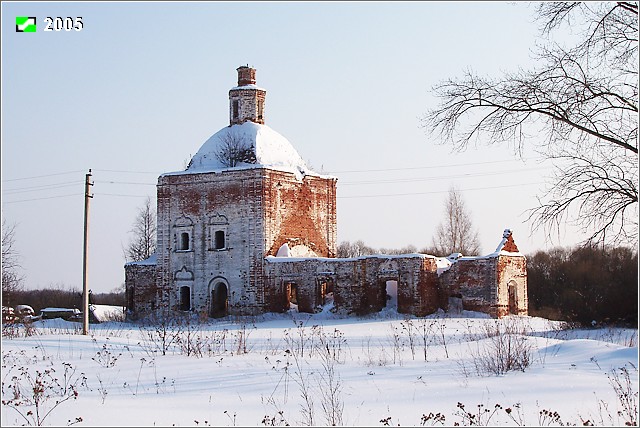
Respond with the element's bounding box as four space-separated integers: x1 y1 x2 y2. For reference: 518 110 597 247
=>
439 257 498 316
156 169 267 316
496 255 528 317
124 262 157 319
262 170 337 258
264 255 441 317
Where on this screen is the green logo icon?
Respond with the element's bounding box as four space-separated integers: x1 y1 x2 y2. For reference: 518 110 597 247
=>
16 16 36 32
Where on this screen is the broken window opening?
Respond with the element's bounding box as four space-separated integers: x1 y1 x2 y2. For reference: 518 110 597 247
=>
287 283 299 311
179 286 191 311
508 281 518 315
214 230 226 250
178 232 190 251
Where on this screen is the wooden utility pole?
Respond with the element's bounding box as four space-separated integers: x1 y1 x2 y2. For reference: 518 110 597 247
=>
82 169 93 335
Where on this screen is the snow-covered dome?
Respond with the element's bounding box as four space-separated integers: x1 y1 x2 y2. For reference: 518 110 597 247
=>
186 121 311 175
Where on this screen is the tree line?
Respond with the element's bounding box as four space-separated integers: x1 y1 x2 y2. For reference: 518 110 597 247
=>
4 286 125 315
527 245 638 326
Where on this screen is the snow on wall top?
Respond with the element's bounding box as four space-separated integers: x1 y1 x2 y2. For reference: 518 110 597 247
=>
173 122 322 179
488 228 524 257
125 253 157 266
452 229 525 263
230 84 266 91
276 243 319 258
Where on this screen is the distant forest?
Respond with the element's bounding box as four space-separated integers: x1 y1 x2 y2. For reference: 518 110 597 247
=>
6 288 124 315
3 245 637 327
526 245 637 326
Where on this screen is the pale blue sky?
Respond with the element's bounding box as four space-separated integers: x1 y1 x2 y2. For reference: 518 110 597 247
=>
2 1 585 293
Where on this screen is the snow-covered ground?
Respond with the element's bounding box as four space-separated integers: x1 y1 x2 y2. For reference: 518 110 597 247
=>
1 307 637 427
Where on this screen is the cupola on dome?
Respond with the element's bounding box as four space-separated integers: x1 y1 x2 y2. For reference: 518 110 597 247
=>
184 66 313 177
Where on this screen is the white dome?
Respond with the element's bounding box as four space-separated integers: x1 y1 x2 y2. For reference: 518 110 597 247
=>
186 122 310 174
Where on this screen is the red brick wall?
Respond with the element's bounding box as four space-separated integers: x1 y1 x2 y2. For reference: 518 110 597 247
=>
263 170 337 258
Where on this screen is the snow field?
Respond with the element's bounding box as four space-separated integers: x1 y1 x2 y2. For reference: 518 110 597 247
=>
1 309 637 427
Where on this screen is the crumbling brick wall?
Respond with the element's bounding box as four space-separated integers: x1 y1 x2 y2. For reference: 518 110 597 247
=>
264 254 442 317
263 170 337 258
495 255 528 317
439 257 497 315
155 169 267 316
439 253 528 318
124 262 157 319
145 167 336 318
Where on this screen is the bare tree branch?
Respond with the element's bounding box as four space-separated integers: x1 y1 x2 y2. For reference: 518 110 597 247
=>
423 1 638 247
215 132 257 167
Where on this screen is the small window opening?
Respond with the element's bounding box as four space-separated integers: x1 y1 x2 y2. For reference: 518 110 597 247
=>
178 232 189 251
257 100 264 120
233 100 239 119
214 230 226 250
127 286 135 313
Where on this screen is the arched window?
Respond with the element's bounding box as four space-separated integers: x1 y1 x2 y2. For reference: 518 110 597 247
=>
178 232 190 251
214 230 225 250
209 214 229 251
179 286 191 311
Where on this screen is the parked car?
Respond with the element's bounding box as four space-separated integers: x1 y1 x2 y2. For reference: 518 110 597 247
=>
14 305 41 322
40 307 81 321
15 305 35 316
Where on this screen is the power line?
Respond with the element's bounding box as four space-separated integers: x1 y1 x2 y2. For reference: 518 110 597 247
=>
2 193 81 204
94 193 152 198
341 166 549 186
337 181 545 199
3 181 80 194
1 170 85 182
93 180 156 186
326 157 545 174
92 169 161 174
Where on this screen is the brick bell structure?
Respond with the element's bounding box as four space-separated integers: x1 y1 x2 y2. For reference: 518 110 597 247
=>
125 66 527 320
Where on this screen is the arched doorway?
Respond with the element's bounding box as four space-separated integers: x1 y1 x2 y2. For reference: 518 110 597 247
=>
384 280 398 310
508 281 518 315
210 282 228 318
179 286 191 311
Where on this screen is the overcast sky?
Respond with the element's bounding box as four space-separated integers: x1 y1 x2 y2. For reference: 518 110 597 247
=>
2 1 589 294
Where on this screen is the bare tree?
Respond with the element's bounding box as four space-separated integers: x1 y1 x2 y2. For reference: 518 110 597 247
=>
125 196 157 262
422 2 638 246
432 187 481 256
215 132 257 167
2 219 23 307
336 240 376 258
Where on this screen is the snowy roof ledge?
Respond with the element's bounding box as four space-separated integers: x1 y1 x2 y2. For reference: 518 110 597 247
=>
125 253 157 266
445 229 525 263
230 84 266 91
487 228 525 257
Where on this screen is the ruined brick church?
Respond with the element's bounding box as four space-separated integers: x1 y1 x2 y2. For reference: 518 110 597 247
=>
125 66 528 320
